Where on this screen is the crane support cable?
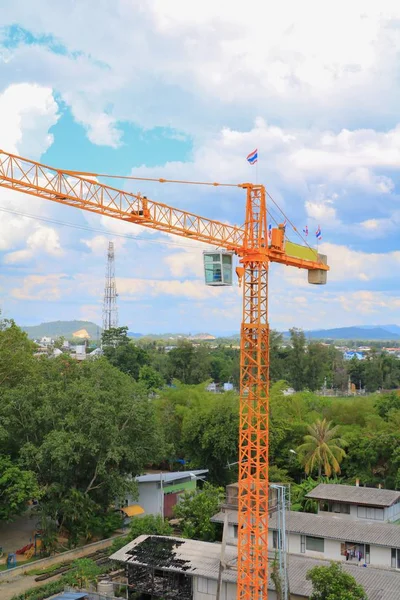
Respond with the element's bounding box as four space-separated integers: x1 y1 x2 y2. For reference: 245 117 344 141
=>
63 169 244 188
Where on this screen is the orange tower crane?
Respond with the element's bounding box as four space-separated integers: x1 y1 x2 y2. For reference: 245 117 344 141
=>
0 149 329 599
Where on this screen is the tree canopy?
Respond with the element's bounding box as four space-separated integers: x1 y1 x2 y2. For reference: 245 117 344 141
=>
306 562 367 600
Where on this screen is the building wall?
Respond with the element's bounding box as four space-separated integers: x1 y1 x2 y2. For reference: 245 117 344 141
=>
385 501 400 522
137 482 160 516
127 478 198 516
370 545 392 568
193 578 304 600
318 504 358 520
318 502 400 523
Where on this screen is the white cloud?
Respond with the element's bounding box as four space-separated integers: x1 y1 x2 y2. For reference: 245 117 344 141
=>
4 226 63 264
2 3 400 138
11 274 66 301
0 83 59 157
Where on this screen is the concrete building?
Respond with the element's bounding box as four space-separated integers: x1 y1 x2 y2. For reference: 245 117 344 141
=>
306 483 400 522
124 470 208 518
211 508 400 569
110 534 400 600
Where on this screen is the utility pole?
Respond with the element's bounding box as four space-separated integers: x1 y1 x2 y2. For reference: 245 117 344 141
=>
102 241 118 332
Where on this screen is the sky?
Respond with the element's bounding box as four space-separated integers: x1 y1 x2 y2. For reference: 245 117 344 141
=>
1 1 400 334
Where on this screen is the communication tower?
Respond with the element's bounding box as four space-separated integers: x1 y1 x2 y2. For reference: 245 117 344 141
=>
102 241 118 331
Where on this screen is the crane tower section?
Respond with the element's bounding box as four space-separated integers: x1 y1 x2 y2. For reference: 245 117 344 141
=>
102 241 118 331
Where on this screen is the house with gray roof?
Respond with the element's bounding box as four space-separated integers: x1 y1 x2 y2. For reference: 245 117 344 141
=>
211 508 400 570
123 470 208 518
306 483 400 522
110 534 400 600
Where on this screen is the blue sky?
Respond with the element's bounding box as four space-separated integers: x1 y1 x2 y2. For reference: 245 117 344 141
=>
1 2 400 334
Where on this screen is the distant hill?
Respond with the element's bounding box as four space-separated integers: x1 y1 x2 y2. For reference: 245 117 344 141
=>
22 321 102 340
301 326 400 341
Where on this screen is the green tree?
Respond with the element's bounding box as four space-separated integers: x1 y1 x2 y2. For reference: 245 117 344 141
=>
167 341 211 384
306 562 367 600
297 419 347 477
65 558 101 589
306 342 330 391
0 456 41 521
174 482 224 541
375 391 400 420
103 329 149 380
0 357 163 542
181 392 239 483
0 317 36 389
287 328 307 391
139 364 165 391
129 514 173 539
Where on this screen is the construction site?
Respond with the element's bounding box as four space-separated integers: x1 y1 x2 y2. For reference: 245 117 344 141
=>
0 149 329 600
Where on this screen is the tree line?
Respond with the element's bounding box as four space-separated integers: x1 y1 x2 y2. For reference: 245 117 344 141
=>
2 317 400 549
103 326 400 394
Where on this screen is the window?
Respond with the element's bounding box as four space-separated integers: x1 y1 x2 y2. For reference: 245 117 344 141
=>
391 548 400 569
357 506 384 521
300 535 306 553
357 506 366 518
306 536 325 553
365 544 370 564
233 525 238 539
273 531 282 549
333 503 350 514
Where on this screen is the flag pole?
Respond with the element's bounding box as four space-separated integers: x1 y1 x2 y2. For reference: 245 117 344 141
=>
256 154 258 184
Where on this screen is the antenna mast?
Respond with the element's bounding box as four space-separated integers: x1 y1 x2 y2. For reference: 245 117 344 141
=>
102 241 118 331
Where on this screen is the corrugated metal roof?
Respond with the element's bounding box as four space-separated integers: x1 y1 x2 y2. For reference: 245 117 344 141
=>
111 536 400 600
306 484 400 507
135 469 208 484
51 594 88 600
211 509 400 548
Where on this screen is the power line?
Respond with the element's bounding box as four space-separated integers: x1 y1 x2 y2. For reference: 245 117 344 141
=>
0 205 207 251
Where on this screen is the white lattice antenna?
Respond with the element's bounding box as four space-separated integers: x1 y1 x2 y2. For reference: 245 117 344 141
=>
102 241 118 331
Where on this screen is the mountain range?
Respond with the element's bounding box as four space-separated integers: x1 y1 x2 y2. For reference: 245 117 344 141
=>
20 321 400 342
285 325 400 341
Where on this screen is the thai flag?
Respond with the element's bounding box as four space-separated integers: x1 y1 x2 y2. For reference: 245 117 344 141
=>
246 149 258 165
316 225 322 240
268 223 272 240
303 225 308 237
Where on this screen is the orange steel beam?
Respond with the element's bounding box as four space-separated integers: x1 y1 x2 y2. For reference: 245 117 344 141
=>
0 150 244 251
0 148 330 600
0 149 329 275
238 185 269 599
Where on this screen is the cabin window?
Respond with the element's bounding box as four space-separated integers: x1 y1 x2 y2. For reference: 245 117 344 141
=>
306 536 324 553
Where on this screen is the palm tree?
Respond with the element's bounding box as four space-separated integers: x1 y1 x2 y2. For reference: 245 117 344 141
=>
297 419 347 478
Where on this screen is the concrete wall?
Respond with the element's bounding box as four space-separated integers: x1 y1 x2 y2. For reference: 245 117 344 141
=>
370 545 392 568
318 505 358 520
126 478 198 516
193 578 306 600
318 502 400 523
137 482 160 515
385 501 400 522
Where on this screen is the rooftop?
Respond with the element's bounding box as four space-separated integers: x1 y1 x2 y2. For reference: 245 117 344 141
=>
211 509 400 548
111 535 400 600
135 469 208 484
306 483 400 507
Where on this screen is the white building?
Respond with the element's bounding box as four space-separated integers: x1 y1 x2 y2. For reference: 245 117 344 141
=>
111 534 400 600
123 470 208 519
212 508 400 570
306 483 400 522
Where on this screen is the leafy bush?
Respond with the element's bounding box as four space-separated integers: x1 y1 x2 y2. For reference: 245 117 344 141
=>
129 514 173 539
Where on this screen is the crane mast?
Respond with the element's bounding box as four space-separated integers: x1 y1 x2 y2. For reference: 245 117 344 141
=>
0 149 329 600
238 185 269 598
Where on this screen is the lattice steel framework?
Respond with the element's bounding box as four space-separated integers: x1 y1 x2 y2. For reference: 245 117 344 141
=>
238 186 269 599
102 241 118 331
